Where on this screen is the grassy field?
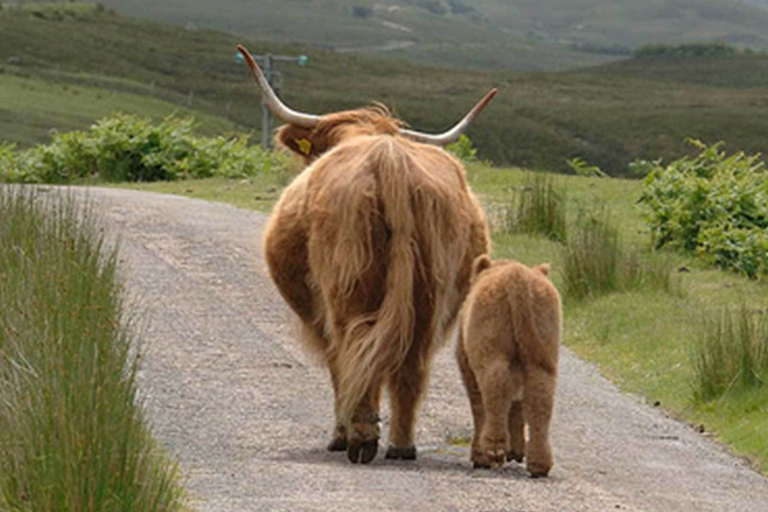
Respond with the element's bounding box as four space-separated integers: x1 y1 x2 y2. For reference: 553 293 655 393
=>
0 187 187 511
0 74 239 147
96 0 768 71
117 165 768 474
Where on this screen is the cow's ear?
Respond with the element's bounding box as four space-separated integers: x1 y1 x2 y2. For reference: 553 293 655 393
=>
536 263 551 277
276 124 327 163
471 254 492 279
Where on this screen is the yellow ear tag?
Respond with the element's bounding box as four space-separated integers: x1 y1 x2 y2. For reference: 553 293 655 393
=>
296 138 312 155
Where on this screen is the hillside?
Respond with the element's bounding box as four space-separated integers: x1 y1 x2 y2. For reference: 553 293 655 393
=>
1 4 768 175
97 0 768 71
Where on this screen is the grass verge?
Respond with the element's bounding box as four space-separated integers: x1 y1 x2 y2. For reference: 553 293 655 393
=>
0 186 187 511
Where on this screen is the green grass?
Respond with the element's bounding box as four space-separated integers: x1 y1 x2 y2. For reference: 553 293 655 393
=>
0 186 187 511
2 5 768 175
692 305 768 401
498 173 567 242
121 164 768 474
0 74 240 147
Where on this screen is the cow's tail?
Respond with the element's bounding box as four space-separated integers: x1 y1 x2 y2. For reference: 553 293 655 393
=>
335 140 417 425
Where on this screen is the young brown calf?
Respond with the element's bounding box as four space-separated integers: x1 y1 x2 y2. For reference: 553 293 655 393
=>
456 256 561 477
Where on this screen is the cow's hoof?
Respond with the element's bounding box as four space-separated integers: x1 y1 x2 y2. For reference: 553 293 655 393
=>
507 451 524 463
472 461 491 469
347 439 378 464
385 445 417 460
327 436 347 452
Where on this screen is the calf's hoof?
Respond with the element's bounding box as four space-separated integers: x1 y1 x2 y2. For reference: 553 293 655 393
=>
385 445 417 460
526 460 552 478
347 439 379 464
327 436 347 452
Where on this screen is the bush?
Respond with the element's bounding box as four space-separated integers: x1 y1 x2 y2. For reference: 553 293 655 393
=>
0 113 288 184
446 134 479 163
639 139 768 278
561 208 677 300
566 156 608 178
692 305 768 401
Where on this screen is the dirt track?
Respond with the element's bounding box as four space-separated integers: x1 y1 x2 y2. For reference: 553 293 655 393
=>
76 187 768 512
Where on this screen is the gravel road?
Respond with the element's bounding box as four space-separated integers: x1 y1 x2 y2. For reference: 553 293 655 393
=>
75 187 768 512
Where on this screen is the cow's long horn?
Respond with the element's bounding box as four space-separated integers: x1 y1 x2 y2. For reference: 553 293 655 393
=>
400 88 498 146
237 44 320 128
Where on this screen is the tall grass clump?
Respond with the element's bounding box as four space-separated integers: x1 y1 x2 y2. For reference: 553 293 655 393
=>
692 306 768 402
0 187 187 512
502 173 567 242
561 208 677 300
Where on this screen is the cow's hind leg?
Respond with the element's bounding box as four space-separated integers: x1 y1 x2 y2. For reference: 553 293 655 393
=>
524 365 556 477
385 348 428 461
326 353 347 452
347 384 382 464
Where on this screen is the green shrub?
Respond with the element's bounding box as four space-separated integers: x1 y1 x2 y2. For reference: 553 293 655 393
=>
0 187 187 511
692 305 768 401
446 134 479 163
562 208 677 300
501 173 567 242
566 157 608 178
639 139 768 278
0 113 288 184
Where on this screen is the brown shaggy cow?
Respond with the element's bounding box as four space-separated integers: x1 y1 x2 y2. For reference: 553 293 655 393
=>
456 256 561 477
238 45 495 464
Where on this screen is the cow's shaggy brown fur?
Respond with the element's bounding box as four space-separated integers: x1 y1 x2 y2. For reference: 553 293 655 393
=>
263 107 490 464
456 256 561 477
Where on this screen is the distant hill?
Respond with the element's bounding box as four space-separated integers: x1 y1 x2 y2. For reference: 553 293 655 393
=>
1 4 768 176
97 0 768 71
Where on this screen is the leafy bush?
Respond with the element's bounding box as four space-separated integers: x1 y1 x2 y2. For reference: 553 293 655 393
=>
446 134 479 163
639 140 768 278
692 305 768 401
561 208 677 300
501 173 567 242
0 113 288 184
566 157 608 178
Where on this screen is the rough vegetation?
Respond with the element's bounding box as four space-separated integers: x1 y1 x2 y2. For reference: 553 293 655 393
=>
640 140 768 278
0 114 287 183
0 187 187 511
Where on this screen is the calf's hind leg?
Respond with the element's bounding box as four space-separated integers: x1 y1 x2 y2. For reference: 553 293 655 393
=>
523 365 556 477
507 400 525 463
456 341 487 468
476 360 519 469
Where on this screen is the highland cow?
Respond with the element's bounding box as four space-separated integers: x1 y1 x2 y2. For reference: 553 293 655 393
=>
238 45 495 464
456 256 561 477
